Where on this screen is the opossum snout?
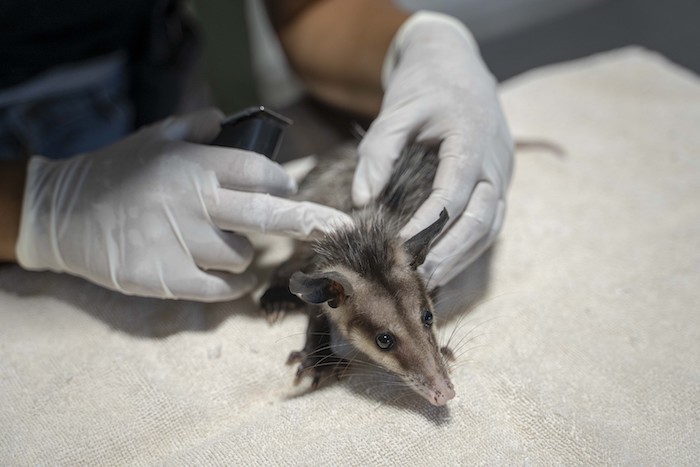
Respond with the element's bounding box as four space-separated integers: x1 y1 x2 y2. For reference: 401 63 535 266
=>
414 376 455 406
428 378 456 406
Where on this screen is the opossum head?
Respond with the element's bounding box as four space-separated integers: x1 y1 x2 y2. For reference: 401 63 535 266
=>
290 209 455 406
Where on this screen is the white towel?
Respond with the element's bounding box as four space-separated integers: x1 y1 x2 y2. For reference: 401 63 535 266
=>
1 47 698 465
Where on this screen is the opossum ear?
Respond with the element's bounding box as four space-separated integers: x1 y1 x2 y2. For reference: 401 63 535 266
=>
289 271 354 308
404 208 449 269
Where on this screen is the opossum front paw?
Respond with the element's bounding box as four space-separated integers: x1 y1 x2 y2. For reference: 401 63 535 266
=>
259 285 304 323
287 349 345 390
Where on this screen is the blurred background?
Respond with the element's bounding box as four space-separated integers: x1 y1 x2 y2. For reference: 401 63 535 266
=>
195 0 700 111
192 0 699 159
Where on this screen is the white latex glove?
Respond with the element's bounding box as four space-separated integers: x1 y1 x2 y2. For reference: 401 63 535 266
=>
353 11 514 287
16 108 351 301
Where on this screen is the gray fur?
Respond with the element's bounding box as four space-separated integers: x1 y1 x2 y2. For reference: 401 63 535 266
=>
297 142 438 225
300 142 439 278
264 142 455 406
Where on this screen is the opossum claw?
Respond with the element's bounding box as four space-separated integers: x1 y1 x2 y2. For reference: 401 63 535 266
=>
259 285 305 324
288 349 341 389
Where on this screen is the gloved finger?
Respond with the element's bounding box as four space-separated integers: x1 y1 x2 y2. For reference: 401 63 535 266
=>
423 192 504 288
430 199 503 287
189 231 254 274
158 107 225 144
171 270 258 302
209 190 353 240
419 180 498 287
426 224 497 288
400 133 483 239
353 109 417 206
189 145 296 196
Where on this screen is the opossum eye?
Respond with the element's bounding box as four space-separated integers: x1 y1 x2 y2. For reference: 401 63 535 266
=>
376 333 395 350
422 310 433 327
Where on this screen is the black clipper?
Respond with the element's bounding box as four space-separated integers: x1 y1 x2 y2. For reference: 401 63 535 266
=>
211 106 292 161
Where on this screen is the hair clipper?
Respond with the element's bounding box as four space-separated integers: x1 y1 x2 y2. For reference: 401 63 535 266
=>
211 106 292 161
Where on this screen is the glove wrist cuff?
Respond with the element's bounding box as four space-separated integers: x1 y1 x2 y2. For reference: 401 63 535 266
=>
16 155 66 272
381 10 478 89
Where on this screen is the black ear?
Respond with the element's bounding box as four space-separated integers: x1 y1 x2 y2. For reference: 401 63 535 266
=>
404 208 449 269
289 271 354 308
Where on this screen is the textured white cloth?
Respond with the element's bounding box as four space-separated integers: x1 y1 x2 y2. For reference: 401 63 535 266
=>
1 47 699 465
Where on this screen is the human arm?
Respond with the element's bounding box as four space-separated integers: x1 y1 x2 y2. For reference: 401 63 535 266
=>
0 161 26 262
9 108 350 301
265 0 409 117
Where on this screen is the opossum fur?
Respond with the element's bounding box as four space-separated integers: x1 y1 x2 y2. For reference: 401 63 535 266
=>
262 143 455 406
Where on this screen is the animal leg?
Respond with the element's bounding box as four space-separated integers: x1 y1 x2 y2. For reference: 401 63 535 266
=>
287 309 346 389
259 242 314 323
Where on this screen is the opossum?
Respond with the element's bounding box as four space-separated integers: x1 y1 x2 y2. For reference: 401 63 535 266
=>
260 143 455 406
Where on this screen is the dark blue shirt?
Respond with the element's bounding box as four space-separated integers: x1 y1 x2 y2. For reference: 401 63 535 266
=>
0 0 155 89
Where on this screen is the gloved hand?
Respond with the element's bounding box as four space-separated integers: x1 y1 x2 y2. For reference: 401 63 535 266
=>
353 11 514 287
16 108 350 301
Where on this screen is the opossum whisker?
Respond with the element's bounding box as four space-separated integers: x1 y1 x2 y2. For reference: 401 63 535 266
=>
365 376 413 393
453 332 498 354
445 339 491 369
445 317 497 350
380 386 418 409
340 360 387 373
448 358 483 370
292 349 385 373
440 304 471 349
438 314 500 368
329 344 394 371
443 326 493 363
447 357 488 372
444 314 505 350
450 336 495 361
292 344 336 360
449 332 497 357
275 331 313 343
341 356 391 373
341 356 383 369
372 380 410 388
436 305 482 356
306 330 333 337
340 370 397 381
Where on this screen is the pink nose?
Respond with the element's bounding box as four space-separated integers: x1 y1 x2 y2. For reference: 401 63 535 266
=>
431 379 456 406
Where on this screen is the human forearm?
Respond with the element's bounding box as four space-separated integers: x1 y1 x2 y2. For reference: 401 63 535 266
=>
265 0 409 116
0 161 27 262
